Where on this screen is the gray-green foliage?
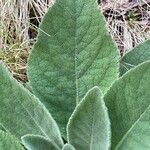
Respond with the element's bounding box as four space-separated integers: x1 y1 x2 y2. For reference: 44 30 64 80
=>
28 0 119 136
0 130 24 150
21 135 61 150
104 61 150 150
0 62 63 148
120 39 150 76
67 87 110 150
0 0 150 150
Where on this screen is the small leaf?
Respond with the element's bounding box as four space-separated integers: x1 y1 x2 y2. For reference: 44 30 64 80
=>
0 130 24 150
0 62 63 148
120 39 150 76
28 0 119 136
104 61 150 149
21 134 61 150
62 144 76 150
67 87 110 150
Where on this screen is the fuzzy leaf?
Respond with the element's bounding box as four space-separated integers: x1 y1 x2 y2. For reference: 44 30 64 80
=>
28 0 119 136
62 144 76 150
21 135 61 150
0 130 24 150
104 61 150 149
67 87 110 150
120 40 150 76
0 62 63 148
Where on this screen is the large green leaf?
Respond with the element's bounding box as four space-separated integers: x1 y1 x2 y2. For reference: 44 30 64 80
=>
104 61 150 149
120 39 150 76
0 130 24 150
67 87 110 150
0 62 63 148
62 144 76 150
28 0 119 136
21 135 60 150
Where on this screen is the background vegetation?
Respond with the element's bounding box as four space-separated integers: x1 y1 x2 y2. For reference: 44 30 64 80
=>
0 0 150 82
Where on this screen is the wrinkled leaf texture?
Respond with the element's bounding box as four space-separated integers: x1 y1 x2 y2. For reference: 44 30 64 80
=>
28 0 119 136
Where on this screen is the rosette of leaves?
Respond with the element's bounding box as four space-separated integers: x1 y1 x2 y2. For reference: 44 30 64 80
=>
0 0 150 150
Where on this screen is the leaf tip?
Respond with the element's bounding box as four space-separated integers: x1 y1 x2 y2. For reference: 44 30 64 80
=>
87 86 102 97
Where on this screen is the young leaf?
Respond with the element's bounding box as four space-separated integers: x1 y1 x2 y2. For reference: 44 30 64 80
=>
104 61 150 149
62 144 76 150
28 0 119 136
120 39 150 76
0 62 63 148
0 130 24 150
67 87 111 150
21 134 61 150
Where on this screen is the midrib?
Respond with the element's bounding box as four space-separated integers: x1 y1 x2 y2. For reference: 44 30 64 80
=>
74 0 79 105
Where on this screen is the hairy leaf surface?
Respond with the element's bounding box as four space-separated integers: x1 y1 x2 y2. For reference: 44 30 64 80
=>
120 40 150 76
21 135 61 150
28 0 119 136
67 87 110 150
0 62 63 148
104 61 150 149
0 130 24 150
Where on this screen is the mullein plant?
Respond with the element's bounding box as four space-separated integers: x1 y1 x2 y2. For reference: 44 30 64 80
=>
0 0 150 150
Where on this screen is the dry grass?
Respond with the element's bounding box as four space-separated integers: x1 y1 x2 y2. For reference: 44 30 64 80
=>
0 0 150 82
102 0 150 54
0 0 53 81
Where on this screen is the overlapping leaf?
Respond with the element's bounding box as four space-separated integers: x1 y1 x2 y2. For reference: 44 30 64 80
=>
28 0 119 136
67 87 110 150
0 62 63 148
104 61 150 149
21 135 61 150
120 39 150 76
